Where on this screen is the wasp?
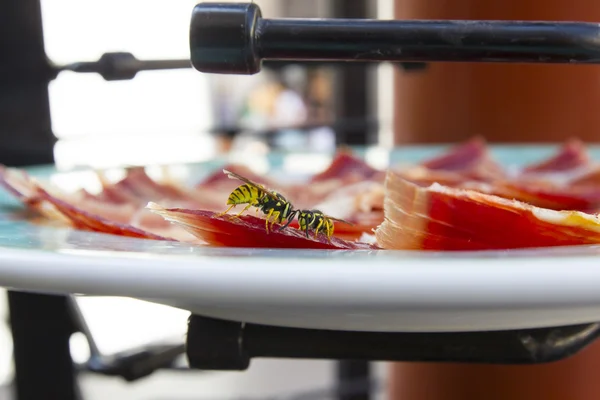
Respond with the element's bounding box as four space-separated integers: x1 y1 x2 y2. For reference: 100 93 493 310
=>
217 169 295 233
219 169 352 240
279 209 352 242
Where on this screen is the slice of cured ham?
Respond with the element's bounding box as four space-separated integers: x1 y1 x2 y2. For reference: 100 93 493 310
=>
147 203 377 250
375 171 600 251
420 136 506 179
310 150 383 183
392 137 506 190
521 138 591 174
391 138 600 212
36 187 172 240
479 140 600 212
458 180 600 213
0 166 195 242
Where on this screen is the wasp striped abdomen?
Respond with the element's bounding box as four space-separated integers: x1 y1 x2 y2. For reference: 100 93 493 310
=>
280 208 351 242
218 183 266 217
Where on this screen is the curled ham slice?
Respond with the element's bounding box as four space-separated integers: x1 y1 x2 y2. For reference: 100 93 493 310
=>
310 150 382 183
458 180 600 213
35 187 172 240
418 137 506 180
97 167 193 204
0 166 194 242
481 140 600 211
522 138 590 174
392 138 506 189
96 167 223 211
375 171 600 251
391 139 600 212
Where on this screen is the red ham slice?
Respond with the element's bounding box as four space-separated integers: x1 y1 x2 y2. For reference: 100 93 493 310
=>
375 171 600 251
36 187 172 240
147 203 377 249
393 137 506 189
310 150 382 183
522 138 591 174
0 166 191 242
420 137 505 178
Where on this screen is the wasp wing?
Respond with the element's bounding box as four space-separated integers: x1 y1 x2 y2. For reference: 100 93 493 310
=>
326 215 355 226
222 169 280 201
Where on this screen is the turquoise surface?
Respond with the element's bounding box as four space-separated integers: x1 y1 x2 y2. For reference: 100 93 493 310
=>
20 142 600 179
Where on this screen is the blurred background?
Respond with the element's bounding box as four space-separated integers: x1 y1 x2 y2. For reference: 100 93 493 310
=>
42 0 395 172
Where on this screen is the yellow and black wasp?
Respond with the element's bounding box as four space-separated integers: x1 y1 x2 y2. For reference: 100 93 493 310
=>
279 208 352 241
217 169 295 233
219 169 353 241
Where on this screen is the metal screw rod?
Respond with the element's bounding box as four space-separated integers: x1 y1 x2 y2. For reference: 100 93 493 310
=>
189 2 600 75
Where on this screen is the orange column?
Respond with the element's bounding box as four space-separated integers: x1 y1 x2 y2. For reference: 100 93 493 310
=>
390 341 600 400
393 0 600 144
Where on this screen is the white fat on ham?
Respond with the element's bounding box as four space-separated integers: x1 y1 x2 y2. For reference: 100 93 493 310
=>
311 181 384 220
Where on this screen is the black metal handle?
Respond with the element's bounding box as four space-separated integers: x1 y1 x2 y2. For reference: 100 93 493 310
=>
189 2 600 75
186 314 600 370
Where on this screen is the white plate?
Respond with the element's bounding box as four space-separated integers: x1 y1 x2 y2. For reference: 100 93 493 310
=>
1 146 600 333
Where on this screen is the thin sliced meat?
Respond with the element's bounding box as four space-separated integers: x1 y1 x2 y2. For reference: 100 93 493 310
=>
97 167 210 205
522 138 590 174
419 136 506 180
147 202 377 249
129 206 205 242
515 138 597 188
394 166 478 187
569 167 600 186
310 150 381 183
286 178 348 209
314 181 384 215
391 138 600 212
109 167 193 202
0 165 195 242
464 140 600 211
460 180 600 212
36 188 172 240
96 167 225 213
392 137 505 188
0 166 144 224
375 171 600 251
